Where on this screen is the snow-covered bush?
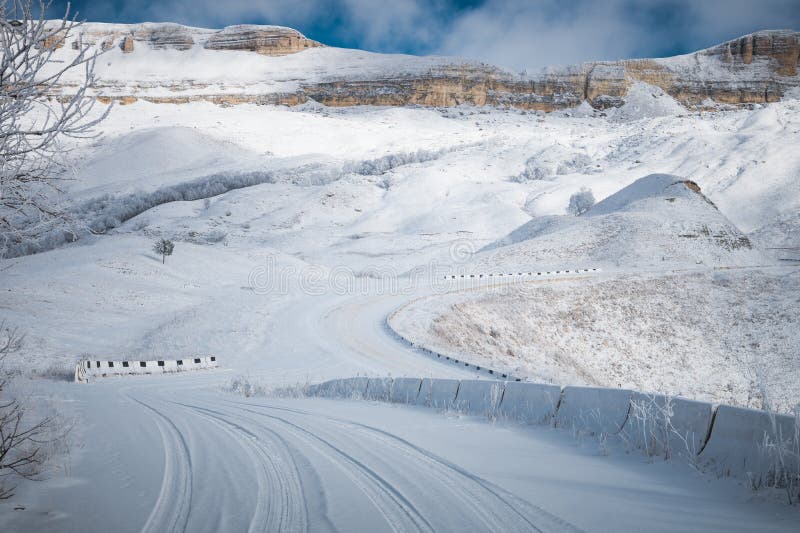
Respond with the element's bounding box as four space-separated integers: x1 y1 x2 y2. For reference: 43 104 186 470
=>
513 157 552 182
557 153 593 175
344 146 452 176
567 187 596 215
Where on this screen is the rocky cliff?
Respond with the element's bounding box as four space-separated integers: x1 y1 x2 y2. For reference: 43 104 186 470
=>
48 23 799 111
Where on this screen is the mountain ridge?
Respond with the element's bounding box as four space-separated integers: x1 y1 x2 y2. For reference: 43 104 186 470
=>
44 23 800 111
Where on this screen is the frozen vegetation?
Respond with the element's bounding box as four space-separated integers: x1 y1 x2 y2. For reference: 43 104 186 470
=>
391 269 800 412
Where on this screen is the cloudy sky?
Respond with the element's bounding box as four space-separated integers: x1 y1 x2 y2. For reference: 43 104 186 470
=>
47 0 800 70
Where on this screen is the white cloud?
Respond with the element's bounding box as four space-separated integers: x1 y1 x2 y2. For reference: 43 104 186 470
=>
61 0 800 70
436 0 800 71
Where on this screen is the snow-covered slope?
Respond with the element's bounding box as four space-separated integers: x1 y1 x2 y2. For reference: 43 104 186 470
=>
389 268 800 412
480 174 763 270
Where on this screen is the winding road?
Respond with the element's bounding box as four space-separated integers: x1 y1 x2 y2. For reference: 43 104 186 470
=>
3 276 799 532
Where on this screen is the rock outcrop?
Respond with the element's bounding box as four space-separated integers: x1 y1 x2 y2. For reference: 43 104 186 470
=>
203 25 322 55
52 23 799 112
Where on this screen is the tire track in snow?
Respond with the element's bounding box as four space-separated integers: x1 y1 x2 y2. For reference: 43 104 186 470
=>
170 402 314 533
195 402 435 532
227 401 583 533
129 397 193 533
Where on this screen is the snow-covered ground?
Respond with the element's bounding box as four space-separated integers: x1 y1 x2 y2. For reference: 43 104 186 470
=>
390 268 800 412
2 84 800 529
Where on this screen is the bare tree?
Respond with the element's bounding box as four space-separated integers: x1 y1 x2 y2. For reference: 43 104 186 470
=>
0 0 110 257
0 321 58 500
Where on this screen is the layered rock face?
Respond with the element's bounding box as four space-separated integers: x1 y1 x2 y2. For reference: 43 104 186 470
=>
69 23 201 51
53 23 800 111
66 23 320 55
203 25 322 55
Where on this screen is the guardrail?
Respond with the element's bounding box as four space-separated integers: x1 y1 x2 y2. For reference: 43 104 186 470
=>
386 314 522 381
442 268 600 281
74 356 219 383
306 376 799 488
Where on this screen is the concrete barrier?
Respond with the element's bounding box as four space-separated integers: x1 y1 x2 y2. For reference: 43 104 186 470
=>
454 380 505 416
314 377 369 399
415 378 460 409
365 377 394 401
75 356 218 382
415 378 434 406
555 386 632 435
430 379 461 409
699 404 799 483
390 378 422 404
497 381 562 425
622 393 714 458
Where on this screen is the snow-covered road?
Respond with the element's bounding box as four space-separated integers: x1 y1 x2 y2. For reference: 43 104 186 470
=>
4 283 800 532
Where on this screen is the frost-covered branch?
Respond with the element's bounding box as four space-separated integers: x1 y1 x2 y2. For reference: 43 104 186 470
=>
0 0 110 257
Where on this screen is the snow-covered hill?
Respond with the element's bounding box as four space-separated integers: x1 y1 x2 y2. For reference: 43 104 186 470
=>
480 174 764 270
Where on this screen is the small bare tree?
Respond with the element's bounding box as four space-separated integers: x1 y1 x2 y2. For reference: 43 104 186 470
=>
153 238 174 264
0 0 110 257
0 321 57 500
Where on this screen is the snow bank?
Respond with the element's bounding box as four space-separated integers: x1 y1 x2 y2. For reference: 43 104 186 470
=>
555 386 632 435
497 382 562 425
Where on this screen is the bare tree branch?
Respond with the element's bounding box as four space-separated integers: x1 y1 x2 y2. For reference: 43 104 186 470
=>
0 0 111 257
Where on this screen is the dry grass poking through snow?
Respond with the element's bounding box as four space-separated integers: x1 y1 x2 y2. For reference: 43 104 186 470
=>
393 269 800 412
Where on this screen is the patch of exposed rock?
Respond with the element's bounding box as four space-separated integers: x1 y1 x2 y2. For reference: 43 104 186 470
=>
203 25 321 55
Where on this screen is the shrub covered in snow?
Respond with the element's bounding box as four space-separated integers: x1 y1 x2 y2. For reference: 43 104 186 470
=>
567 187 596 215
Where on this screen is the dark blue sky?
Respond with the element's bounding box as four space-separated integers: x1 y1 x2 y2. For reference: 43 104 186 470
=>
44 0 800 69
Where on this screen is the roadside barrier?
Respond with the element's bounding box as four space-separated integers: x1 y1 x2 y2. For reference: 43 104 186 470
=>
455 380 504 416
497 381 561 425
312 377 369 399
75 356 218 383
622 393 714 459
385 314 522 381
389 377 422 404
555 386 632 435
306 376 799 487
443 268 600 281
429 379 461 409
413 378 461 409
698 404 798 482
365 377 394 401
